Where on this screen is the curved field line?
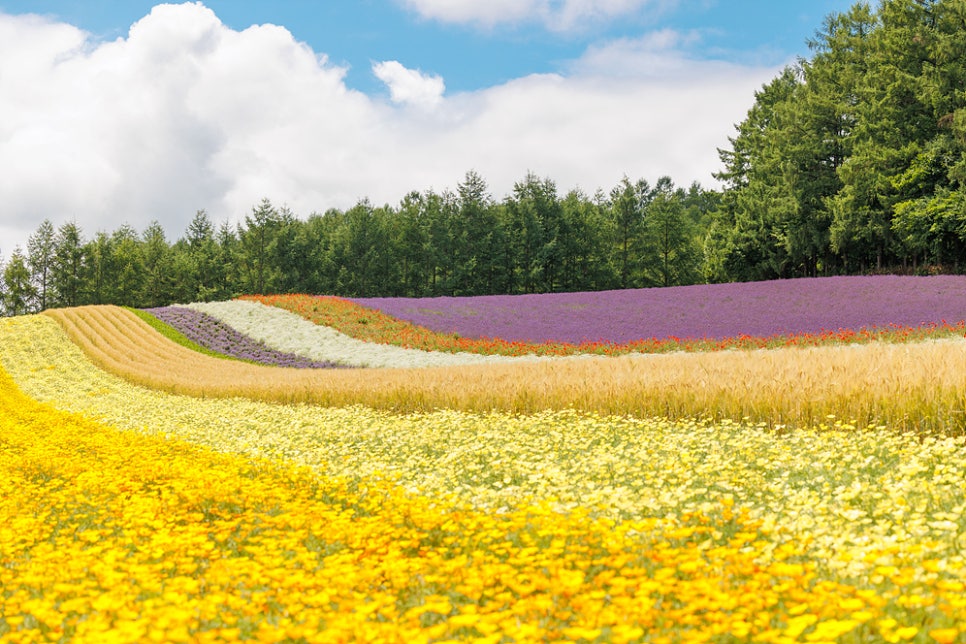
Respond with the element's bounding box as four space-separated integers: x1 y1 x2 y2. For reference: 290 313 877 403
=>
44 305 966 431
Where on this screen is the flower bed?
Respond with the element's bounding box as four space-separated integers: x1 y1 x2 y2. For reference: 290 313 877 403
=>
144 306 345 369
186 299 535 367
350 275 966 343
251 288 966 358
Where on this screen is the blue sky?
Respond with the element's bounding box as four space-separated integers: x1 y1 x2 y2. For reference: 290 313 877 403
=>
0 0 857 255
1 1 854 93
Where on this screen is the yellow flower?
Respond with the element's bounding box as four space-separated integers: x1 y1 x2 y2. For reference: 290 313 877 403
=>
929 628 960 644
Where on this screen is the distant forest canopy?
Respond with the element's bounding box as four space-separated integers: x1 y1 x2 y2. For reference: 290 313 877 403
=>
0 174 718 314
1 0 965 316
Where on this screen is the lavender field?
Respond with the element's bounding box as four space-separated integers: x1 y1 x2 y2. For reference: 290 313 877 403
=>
351 275 966 343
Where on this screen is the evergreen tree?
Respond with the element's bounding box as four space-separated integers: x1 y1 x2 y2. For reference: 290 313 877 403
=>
142 221 173 307
393 191 434 297
239 199 282 294
110 225 146 305
3 247 37 316
27 219 57 310
609 177 653 288
642 178 701 287
558 189 618 291
214 221 240 299
454 170 500 295
51 222 84 308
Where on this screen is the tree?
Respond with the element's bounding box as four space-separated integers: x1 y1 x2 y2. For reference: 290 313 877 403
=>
299 209 343 295
453 170 501 295
51 222 84 308
83 231 112 305
239 199 282 294
110 225 146 305
642 178 701 287
186 209 217 298
271 206 312 294
424 190 460 295
27 219 56 310
824 2 907 270
558 189 618 291
142 221 173 307
609 177 654 288
393 191 434 297
3 247 37 316
214 221 240 299
332 199 391 297
169 210 217 302
711 68 810 280
708 0 966 275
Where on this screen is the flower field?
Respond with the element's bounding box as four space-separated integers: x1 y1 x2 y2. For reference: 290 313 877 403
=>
143 306 344 369
181 300 531 368
3 279 966 642
248 278 966 358
349 275 966 345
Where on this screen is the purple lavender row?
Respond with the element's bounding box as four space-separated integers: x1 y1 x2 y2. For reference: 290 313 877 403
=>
350 275 966 344
143 306 347 369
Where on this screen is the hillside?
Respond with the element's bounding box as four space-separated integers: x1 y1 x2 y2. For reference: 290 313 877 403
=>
3 279 966 642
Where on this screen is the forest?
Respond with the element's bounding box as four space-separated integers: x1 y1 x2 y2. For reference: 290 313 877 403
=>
1 0 964 315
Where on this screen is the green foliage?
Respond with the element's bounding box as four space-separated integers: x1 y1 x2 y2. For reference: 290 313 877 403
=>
27 219 56 311
714 0 966 279
51 222 83 308
1 171 716 315
3 247 37 316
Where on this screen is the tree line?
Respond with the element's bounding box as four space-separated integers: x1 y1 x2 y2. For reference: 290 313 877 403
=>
707 0 966 280
2 0 965 316
0 172 715 315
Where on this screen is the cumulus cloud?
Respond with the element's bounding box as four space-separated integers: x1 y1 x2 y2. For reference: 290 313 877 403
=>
372 60 445 108
0 2 778 257
399 0 672 31
568 29 735 79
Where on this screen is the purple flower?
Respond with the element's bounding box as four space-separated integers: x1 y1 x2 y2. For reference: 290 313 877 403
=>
349 275 966 343
144 306 348 369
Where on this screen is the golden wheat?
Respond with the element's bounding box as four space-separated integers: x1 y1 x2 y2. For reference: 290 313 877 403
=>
44 305 966 432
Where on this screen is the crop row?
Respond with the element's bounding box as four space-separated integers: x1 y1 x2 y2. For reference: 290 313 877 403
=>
42 305 966 432
144 306 344 369
2 314 966 642
182 300 530 368
248 293 966 357
348 275 966 344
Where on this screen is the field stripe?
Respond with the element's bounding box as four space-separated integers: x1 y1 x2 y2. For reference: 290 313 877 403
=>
186 299 539 367
41 305 966 431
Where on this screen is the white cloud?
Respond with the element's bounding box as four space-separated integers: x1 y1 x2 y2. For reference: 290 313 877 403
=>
0 3 779 257
399 0 673 31
568 29 744 80
398 0 542 29
372 60 445 108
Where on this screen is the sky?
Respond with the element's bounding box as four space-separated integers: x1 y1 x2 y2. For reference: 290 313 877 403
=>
0 0 857 258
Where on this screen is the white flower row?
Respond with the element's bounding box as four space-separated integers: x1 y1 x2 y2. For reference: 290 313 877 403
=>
183 299 550 368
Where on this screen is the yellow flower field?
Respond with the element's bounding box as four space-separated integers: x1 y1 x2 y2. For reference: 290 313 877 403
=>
2 312 966 642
